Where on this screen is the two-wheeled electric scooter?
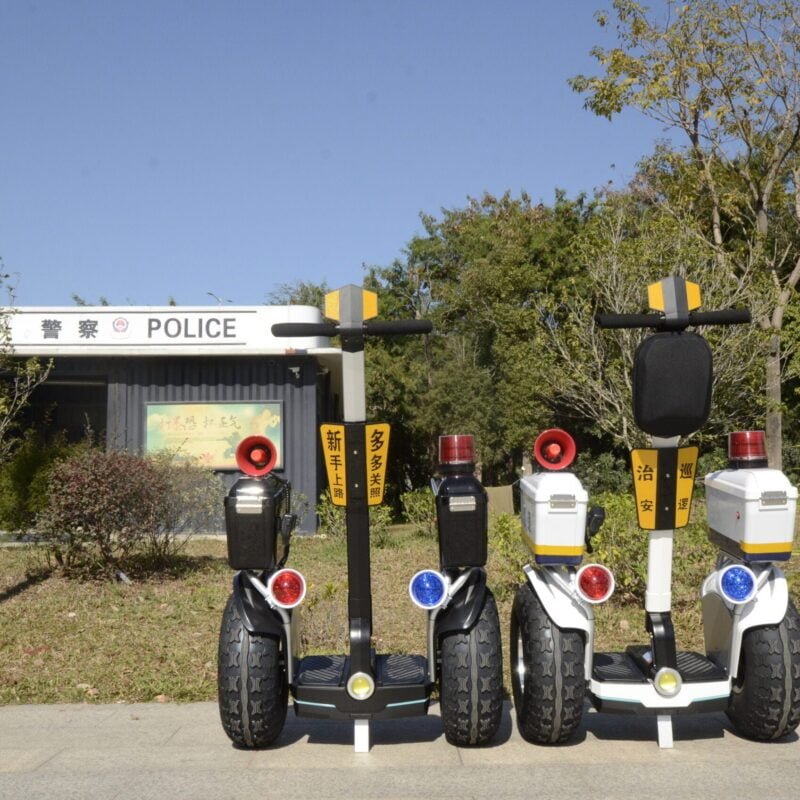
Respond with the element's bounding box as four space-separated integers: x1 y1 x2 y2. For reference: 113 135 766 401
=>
511 275 800 748
217 285 503 751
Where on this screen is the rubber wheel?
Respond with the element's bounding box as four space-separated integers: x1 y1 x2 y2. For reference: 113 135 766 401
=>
726 600 800 741
217 593 288 748
510 581 585 744
438 589 503 746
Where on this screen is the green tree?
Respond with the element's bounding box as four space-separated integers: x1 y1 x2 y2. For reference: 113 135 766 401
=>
0 263 51 462
537 187 763 449
571 0 800 467
366 192 588 484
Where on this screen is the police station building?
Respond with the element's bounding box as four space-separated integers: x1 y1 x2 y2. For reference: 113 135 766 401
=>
8 305 341 532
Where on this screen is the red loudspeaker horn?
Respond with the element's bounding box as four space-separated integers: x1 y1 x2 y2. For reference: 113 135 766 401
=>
236 435 278 477
533 428 576 471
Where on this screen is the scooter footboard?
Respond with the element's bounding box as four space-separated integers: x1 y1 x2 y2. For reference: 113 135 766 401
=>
701 562 789 679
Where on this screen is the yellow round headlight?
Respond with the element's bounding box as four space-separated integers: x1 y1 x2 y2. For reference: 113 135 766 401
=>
346 672 375 700
654 667 681 698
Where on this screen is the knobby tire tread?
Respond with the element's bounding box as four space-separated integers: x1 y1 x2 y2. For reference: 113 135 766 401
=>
726 600 800 741
217 593 288 748
511 581 585 745
439 589 503 747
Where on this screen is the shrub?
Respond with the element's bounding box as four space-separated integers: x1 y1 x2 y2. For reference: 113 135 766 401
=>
316 490 396 547
573 450 631 496
400 487 436 537
487 512 529 599
589 490 715 605
33 449 226 577
0 430 88 532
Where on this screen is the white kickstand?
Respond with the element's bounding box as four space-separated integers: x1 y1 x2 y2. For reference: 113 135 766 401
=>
354 719 370 753
656 714 674 748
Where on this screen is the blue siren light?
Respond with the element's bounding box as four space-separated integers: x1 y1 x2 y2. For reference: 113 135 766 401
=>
719 564 756 604
408 570 448 610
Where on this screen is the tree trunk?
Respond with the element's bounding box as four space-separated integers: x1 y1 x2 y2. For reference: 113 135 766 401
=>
765 334 783 470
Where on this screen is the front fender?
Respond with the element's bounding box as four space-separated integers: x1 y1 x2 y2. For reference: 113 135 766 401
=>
701 563 789 678
523 564 595 677
232 571 284 639
434 568 488 638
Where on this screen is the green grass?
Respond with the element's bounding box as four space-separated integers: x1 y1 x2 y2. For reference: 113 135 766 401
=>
1 522 798 704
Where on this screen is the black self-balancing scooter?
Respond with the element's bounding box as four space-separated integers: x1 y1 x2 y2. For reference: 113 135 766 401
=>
217 284 503 751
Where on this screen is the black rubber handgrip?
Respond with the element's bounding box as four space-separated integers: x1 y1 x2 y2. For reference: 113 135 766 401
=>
363 319 433 336
271 322 339 337
596 308 751 330
689 309 751 326
595 313 664 329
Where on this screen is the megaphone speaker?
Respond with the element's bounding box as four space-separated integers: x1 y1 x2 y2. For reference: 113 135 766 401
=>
533 428 576 471
235 435 278 477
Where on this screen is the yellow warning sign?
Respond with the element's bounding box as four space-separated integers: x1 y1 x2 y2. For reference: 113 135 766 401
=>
324 288 378 322
631 448 659 530
674 446 699 528
631 446 699 530
321 424 347 506
647 277 702 312
365 423 390 506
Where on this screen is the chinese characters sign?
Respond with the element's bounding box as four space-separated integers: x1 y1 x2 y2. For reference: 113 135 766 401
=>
631 446 699 530
146 402 282 469
365 423 389 506
321 424 347 506
320 422 391 507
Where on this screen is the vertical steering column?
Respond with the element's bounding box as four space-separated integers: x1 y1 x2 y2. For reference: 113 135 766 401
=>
334 287 374 681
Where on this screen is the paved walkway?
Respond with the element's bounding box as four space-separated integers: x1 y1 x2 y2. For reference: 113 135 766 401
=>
2 701 800 799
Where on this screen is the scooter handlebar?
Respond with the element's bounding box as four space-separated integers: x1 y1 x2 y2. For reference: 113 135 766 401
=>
271 319 433 339
363 319 433 336
595 313 663 329
271 322 339 337
595 308 751 330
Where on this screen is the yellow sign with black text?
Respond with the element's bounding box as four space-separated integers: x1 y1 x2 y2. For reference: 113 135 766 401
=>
365 423 390 506
321 424 347 506
631 446 699 530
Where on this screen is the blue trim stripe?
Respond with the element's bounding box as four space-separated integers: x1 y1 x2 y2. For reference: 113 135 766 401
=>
293 699 337 708
385 698 428 708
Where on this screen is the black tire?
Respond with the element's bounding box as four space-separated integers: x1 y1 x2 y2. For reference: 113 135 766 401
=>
217 593 288 748
726 600 800 741
510 581 585 744
439 589 503 746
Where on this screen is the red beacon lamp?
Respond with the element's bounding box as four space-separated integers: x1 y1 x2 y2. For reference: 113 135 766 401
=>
727 430 768 469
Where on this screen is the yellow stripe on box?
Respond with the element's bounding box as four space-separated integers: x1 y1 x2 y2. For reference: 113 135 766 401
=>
740 540 793 554
533 544 584 556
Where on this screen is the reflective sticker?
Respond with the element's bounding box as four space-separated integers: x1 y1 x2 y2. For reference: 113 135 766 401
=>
631 448 659 529
321 424 347 506
631 446 698 530
365 423 390 506
674 446 698 528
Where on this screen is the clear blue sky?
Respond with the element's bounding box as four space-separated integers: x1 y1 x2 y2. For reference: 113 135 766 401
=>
1 0 669 308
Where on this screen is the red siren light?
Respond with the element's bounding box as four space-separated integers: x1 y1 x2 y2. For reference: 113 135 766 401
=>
235 435 278 477
439 434 475 465
728 430 767 463
533 428 576 471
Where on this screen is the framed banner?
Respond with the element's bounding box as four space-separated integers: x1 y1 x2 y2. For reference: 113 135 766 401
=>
145 401 283 469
